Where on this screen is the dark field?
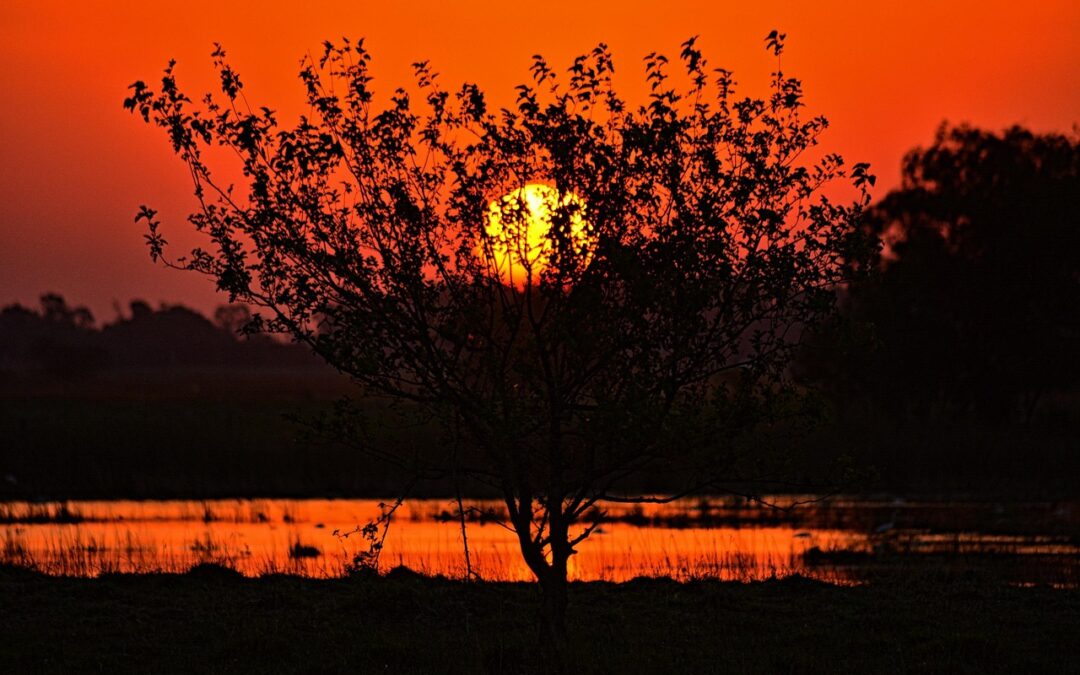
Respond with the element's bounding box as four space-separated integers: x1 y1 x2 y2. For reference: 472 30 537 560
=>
3 371 1078 501
0 371 432 500
1 564 1077 674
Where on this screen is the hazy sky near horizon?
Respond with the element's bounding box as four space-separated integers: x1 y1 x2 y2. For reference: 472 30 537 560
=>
1 0 1077 319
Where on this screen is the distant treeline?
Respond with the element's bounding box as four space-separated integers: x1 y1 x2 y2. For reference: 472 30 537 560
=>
0 296 323 375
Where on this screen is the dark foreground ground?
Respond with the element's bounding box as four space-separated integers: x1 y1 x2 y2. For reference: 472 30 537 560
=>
2 565 1077 674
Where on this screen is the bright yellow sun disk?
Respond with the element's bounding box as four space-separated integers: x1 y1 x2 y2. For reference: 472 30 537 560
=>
480 184 592 287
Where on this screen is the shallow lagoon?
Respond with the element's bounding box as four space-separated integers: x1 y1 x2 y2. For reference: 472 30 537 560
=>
2 497 1076 584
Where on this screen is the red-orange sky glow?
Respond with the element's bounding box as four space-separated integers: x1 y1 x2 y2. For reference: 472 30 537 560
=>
1 0 1077 318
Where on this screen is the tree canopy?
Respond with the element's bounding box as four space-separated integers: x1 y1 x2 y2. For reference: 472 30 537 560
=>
804 124 1080 422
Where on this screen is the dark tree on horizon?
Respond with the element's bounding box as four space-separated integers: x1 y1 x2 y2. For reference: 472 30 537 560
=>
124 32 875 666
802 124 1080 423
0 294 103 376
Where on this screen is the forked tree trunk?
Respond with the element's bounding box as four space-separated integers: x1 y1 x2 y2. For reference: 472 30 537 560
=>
508 493 572 672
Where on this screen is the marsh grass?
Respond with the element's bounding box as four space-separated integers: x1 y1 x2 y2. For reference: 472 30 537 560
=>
4 523 1075 588
0 525 837 583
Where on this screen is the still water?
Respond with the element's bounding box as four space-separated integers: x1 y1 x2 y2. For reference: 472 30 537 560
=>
2 498 1076 584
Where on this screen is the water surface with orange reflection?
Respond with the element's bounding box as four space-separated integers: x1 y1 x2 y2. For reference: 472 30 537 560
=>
2 498 1077 585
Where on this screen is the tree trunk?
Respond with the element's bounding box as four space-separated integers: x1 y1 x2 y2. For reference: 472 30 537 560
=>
505 491 571 672
538 568 569 674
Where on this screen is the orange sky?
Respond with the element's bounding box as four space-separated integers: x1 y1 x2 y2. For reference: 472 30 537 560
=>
1 0 1077 319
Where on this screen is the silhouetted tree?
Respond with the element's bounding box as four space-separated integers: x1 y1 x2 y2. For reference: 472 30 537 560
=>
0 294 103 375
806 125 1079 422
103 303 237 367
125 32 873 665
128 299 154 320
40 293 96 330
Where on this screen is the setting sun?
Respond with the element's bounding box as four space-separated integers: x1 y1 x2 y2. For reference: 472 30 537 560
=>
480 184 593 286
